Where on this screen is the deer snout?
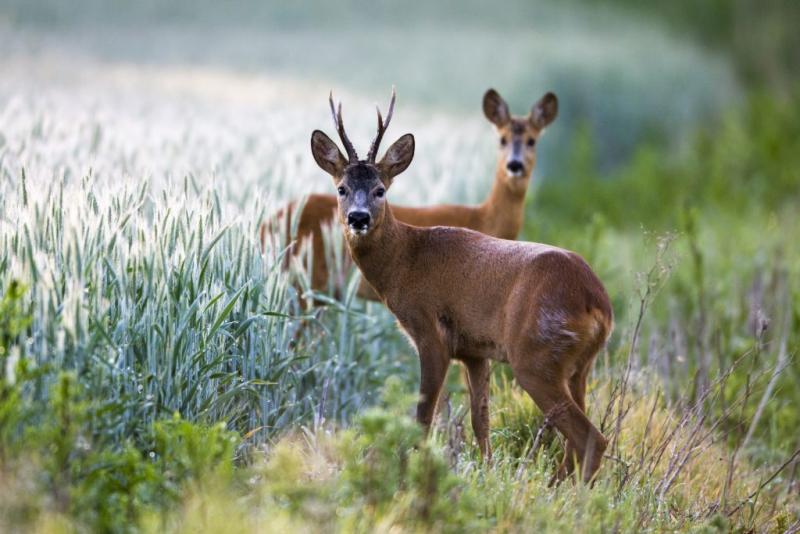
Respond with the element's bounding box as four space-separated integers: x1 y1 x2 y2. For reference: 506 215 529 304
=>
506 160 524 175
347 211 371 231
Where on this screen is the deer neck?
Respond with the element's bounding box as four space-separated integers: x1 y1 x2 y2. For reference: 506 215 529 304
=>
479 164 530 239
344 205 407 298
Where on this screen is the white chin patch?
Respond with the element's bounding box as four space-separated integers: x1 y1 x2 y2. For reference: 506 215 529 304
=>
348 226 369 236
507 171 525 179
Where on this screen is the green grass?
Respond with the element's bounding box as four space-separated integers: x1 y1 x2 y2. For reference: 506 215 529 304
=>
2 87 798 530
0 173 414 443
1 2 799 531
528 90 800 460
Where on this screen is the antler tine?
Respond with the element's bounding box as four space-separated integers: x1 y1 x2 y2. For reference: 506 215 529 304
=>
328 91 358 162
367 87 397 163
376 107 384 134
384 86 396 130
328 91 337 129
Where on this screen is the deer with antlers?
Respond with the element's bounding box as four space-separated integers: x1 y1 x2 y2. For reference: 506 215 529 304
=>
309 90 613 483
261 88 558 300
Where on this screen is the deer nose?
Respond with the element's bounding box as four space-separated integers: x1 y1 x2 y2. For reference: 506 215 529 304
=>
347 211 371 230
506 160 524 174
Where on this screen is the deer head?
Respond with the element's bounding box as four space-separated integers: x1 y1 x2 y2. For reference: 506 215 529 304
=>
483 89 558 191
310 89 415 238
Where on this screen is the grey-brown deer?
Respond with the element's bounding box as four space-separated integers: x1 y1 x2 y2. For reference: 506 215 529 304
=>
261 88 557 300
310 91 614 483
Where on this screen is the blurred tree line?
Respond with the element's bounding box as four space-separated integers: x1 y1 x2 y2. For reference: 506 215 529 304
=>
591 0 800 93
536 0 800 231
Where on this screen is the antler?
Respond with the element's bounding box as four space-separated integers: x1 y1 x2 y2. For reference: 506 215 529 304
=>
366 87 396 163
329 92 358 163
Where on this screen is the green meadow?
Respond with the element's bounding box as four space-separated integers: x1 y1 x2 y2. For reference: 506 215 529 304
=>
0 1 798 531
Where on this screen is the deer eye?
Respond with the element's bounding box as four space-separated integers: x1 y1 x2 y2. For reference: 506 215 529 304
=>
500 136 507 147
375 188 385 198
337 186 346 196
527 138 536 147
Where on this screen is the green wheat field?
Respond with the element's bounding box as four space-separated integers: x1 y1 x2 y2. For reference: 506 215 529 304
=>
1 1 798 532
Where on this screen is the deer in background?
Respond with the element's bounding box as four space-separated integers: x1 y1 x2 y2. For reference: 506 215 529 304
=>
260 88 558 300
310 91 614 483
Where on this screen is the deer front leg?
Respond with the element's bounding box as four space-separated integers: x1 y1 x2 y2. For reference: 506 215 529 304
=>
415 338 450 434
465 358 492 460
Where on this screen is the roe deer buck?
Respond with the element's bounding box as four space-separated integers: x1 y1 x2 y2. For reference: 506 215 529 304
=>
260 88 558 301
310 91 614 483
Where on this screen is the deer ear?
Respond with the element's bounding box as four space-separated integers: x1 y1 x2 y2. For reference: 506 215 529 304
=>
530 92 558 130
311 130 347 177
483 89 510 127
378 133 415 184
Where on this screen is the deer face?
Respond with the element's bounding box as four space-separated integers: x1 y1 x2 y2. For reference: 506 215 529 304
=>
310 91 414 238
483 89 558 189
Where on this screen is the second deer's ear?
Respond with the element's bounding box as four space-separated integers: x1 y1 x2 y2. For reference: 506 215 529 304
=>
530 92 558 130
483 89 510 127
311 130 348 177
378 133 415 185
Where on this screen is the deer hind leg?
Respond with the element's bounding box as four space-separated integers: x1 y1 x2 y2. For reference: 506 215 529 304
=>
557 363 590 481
464 358 492 461
510 356 607 484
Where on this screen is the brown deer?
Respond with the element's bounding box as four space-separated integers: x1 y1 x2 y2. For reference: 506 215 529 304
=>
261 88 558 300
310 91 614 483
